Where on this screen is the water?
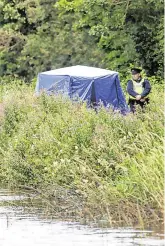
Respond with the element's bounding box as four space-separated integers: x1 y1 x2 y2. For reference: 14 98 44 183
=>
0 189 164 246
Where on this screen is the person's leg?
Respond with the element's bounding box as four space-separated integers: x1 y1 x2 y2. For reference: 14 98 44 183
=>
139 98 149 111
139 101 145 109
129 99 136 113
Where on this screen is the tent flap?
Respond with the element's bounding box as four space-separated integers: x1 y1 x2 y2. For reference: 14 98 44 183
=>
71 76 94 103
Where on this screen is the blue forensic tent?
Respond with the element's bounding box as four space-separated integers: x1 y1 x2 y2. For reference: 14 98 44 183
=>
35 65 127 112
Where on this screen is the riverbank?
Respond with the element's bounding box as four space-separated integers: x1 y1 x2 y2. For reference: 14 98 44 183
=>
0 188 164 246
0 81 164 228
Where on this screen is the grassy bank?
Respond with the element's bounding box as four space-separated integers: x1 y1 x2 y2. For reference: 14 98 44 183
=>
0 79 164 227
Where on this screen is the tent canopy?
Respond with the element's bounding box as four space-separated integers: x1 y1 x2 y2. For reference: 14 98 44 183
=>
40 65 117 77
35 65 127 111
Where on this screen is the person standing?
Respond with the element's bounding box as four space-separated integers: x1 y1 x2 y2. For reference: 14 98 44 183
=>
127 68 151 113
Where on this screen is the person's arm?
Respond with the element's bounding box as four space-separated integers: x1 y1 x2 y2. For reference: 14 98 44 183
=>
141 79 151 98
127 80 139 98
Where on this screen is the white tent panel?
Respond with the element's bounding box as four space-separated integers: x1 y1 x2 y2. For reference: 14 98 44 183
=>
41 65 118 78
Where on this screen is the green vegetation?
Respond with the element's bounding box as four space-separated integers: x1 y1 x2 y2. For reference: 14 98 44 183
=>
0 78 163 227
0 0 164 80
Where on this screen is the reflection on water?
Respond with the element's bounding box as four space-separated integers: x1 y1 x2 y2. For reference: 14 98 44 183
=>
0 189 164 246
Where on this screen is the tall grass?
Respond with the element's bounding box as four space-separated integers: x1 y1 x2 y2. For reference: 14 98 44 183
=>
0 79 164 227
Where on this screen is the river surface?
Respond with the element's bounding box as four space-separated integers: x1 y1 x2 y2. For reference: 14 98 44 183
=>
0 189 164 246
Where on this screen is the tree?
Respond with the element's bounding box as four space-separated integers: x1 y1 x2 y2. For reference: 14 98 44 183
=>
0 0 163 80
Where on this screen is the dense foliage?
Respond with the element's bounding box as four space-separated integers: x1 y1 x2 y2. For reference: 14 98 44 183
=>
0 0 164 80
0 79 163 226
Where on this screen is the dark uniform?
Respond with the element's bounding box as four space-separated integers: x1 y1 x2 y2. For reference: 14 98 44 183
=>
127 68 151 113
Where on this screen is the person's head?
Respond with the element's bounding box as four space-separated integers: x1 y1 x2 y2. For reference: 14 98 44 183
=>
131 68 142 81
